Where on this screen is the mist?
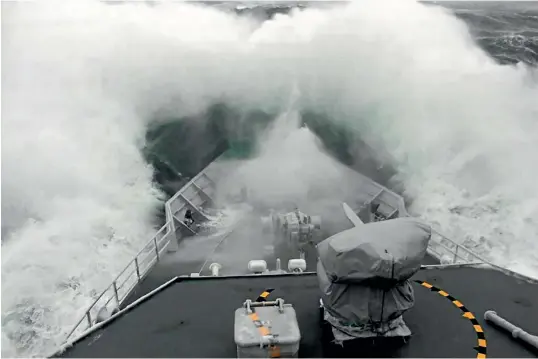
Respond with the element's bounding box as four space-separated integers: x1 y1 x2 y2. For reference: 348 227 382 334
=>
2 0 538 357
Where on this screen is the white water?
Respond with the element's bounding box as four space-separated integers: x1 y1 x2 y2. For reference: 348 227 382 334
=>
2 0 538 357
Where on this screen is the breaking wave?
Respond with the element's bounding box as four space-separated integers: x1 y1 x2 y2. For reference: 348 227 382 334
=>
2 0 538 357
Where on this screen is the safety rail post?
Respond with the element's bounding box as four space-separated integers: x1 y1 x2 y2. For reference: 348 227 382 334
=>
86 312 92 328
135 257 141 281
453 245 459 264
387 208 399 219
191 180 215 204
112 281 119 307
154 237 159 261
63 221 174 346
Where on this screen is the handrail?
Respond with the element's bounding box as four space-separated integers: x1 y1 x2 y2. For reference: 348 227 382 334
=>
63 220 174 343
164 152 224 239
61 151 537 350
360 183 489 268
63 153 225 344
364 190 538 283
371 210 489 266
164 152 224 215
428 227 538 281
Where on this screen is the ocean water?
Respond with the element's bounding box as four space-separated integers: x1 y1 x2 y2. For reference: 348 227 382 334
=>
2 1 537 357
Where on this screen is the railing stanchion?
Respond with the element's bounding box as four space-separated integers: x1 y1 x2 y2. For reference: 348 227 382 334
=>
113 281 120 307
154 237 160 261
62 220 175 345
135 258 141 281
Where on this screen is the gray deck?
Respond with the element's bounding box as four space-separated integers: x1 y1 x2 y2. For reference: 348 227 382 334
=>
120 209 351 307
121 218 440 309
119 153 413 307
115 148 442 310
57 266 538 358
55 149 538 359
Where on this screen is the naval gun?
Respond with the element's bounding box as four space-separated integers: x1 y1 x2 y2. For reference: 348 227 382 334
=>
317 217 432 345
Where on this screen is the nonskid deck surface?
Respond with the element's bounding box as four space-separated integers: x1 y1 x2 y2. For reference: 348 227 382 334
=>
122 205 441 308
123 171 364 306
59 266 538 358
119 152 410 306
121 210 334 307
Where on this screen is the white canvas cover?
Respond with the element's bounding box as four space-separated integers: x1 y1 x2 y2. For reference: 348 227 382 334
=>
318 259 414 339
316 218 432 339
317 217 431 285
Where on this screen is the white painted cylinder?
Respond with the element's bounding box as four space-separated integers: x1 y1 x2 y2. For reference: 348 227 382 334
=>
288 259 307 273
485 310 538 349
248 260 267 273
209 263 222 277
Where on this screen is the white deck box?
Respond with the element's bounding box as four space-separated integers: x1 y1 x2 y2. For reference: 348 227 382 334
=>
234 300 301 358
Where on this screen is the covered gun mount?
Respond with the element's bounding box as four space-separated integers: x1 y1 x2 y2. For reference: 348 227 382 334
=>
317 217 432 343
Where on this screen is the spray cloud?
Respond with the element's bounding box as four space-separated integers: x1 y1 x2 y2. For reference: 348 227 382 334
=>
2 0 538 357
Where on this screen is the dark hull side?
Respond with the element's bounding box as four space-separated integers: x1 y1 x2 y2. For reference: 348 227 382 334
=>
56 266 538 358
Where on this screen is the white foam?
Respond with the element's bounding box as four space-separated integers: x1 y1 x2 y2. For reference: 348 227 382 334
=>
3 0 538 357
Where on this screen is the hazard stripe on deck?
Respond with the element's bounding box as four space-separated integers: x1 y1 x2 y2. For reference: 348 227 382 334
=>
415 280 487 358
251 289 281 357
256 288 275 302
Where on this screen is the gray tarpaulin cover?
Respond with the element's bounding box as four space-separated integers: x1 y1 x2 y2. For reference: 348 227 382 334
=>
316 217 432 340
317 217 432 284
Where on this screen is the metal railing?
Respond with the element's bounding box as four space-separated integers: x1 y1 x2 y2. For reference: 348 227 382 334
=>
164 154 224 240
369 210 487 265
364 194 538 283
354 181 488 268
62 154 228 345
350 177 488 267
61 150 534 349
63 154 227 345
165 153 225 216
428 228 487 264
63 220 175 343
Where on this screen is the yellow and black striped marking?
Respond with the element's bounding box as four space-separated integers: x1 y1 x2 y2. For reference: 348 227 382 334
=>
256 288 275 302
250 289 280 357
415 280 487 359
